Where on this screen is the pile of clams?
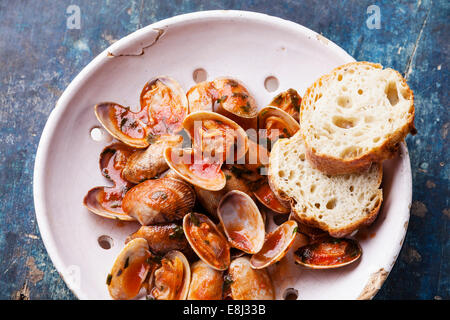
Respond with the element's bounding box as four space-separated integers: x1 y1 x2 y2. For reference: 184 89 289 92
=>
84 77 363 300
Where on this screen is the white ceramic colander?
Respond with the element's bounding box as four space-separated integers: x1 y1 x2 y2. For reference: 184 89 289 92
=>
33 10 412 300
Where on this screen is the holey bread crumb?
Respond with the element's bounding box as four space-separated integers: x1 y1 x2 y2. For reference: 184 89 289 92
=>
268 134 383 237
300 62 415 174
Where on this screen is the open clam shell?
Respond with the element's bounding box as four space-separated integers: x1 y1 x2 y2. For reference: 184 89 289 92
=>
140 76 188 135
83 143 136 221
187 81 215 112
95 76 188 148
122 134 183 183
217 191 265 254
183 213 231 271
186 78 258 130
94 101 149 148
107 238 152 300
148 250 191 300
258 106 300 150
126 223 195 259
252 179 291 214
212 78 258 131
122 177 195 225
227 257 275 300
268 88 301 122
250 220 298 269
183 111 249 162
187 260 224 300
164 147 226 191
294 237 362 269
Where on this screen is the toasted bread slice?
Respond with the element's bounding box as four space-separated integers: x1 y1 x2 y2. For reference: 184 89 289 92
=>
300 62 415 174
268 134 383 237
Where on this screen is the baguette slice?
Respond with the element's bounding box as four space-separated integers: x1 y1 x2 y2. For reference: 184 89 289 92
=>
300 62 415 174
268 134 382 237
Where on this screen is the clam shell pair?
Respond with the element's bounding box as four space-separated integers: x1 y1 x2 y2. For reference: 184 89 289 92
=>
126 223 194 259
187 257 275 300
258 105 300 145
294 237 362 269
288 214 362 269
187 78 258 130
83 143 136 221
184 190 297 272
108 238 191 300
95 76 188 148
148 250 191 300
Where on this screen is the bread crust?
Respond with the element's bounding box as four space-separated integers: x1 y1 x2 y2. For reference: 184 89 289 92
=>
268 142 384 238
300 61 416 175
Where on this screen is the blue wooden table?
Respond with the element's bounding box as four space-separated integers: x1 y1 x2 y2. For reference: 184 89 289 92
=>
0 0 448 300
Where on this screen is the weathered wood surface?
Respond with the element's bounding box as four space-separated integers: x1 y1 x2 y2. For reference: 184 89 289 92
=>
0 0 447 299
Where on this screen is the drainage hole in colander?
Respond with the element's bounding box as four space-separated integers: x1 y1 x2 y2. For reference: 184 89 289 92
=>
193 68 207 83
90 127 111 142
98 235 114 250
264 76 279 92
283 288 299 300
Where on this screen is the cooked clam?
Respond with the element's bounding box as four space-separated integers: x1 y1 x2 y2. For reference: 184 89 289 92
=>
227 257 275 300
183 111 249 162
250 220 298 269
187 260 223 300
95 76 188 148
258 106 300 150
252 179 291 214
83 143 136 221
107 238 152 300
123 134 183 183
122 177 195 225
183 213 230 271
212 78 258 131
148 250 191 300
164 147 226 191
187 81 215 112
186 78 258 130
268 88 302 122
194 166 254 218
125 223 194 259
217 191 265 254
294 237 362 269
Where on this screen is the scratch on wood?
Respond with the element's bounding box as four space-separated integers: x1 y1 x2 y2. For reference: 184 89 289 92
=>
12 281 30 300
25 233 40 240
138 0 144 29
26 257 44 284
403 2 432 80
352 34 365 57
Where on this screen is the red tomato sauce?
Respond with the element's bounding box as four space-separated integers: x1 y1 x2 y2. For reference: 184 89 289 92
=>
254 183 289 213
297 239 360 266
122 256 150 298
99 146 135 213
110 104 148 139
